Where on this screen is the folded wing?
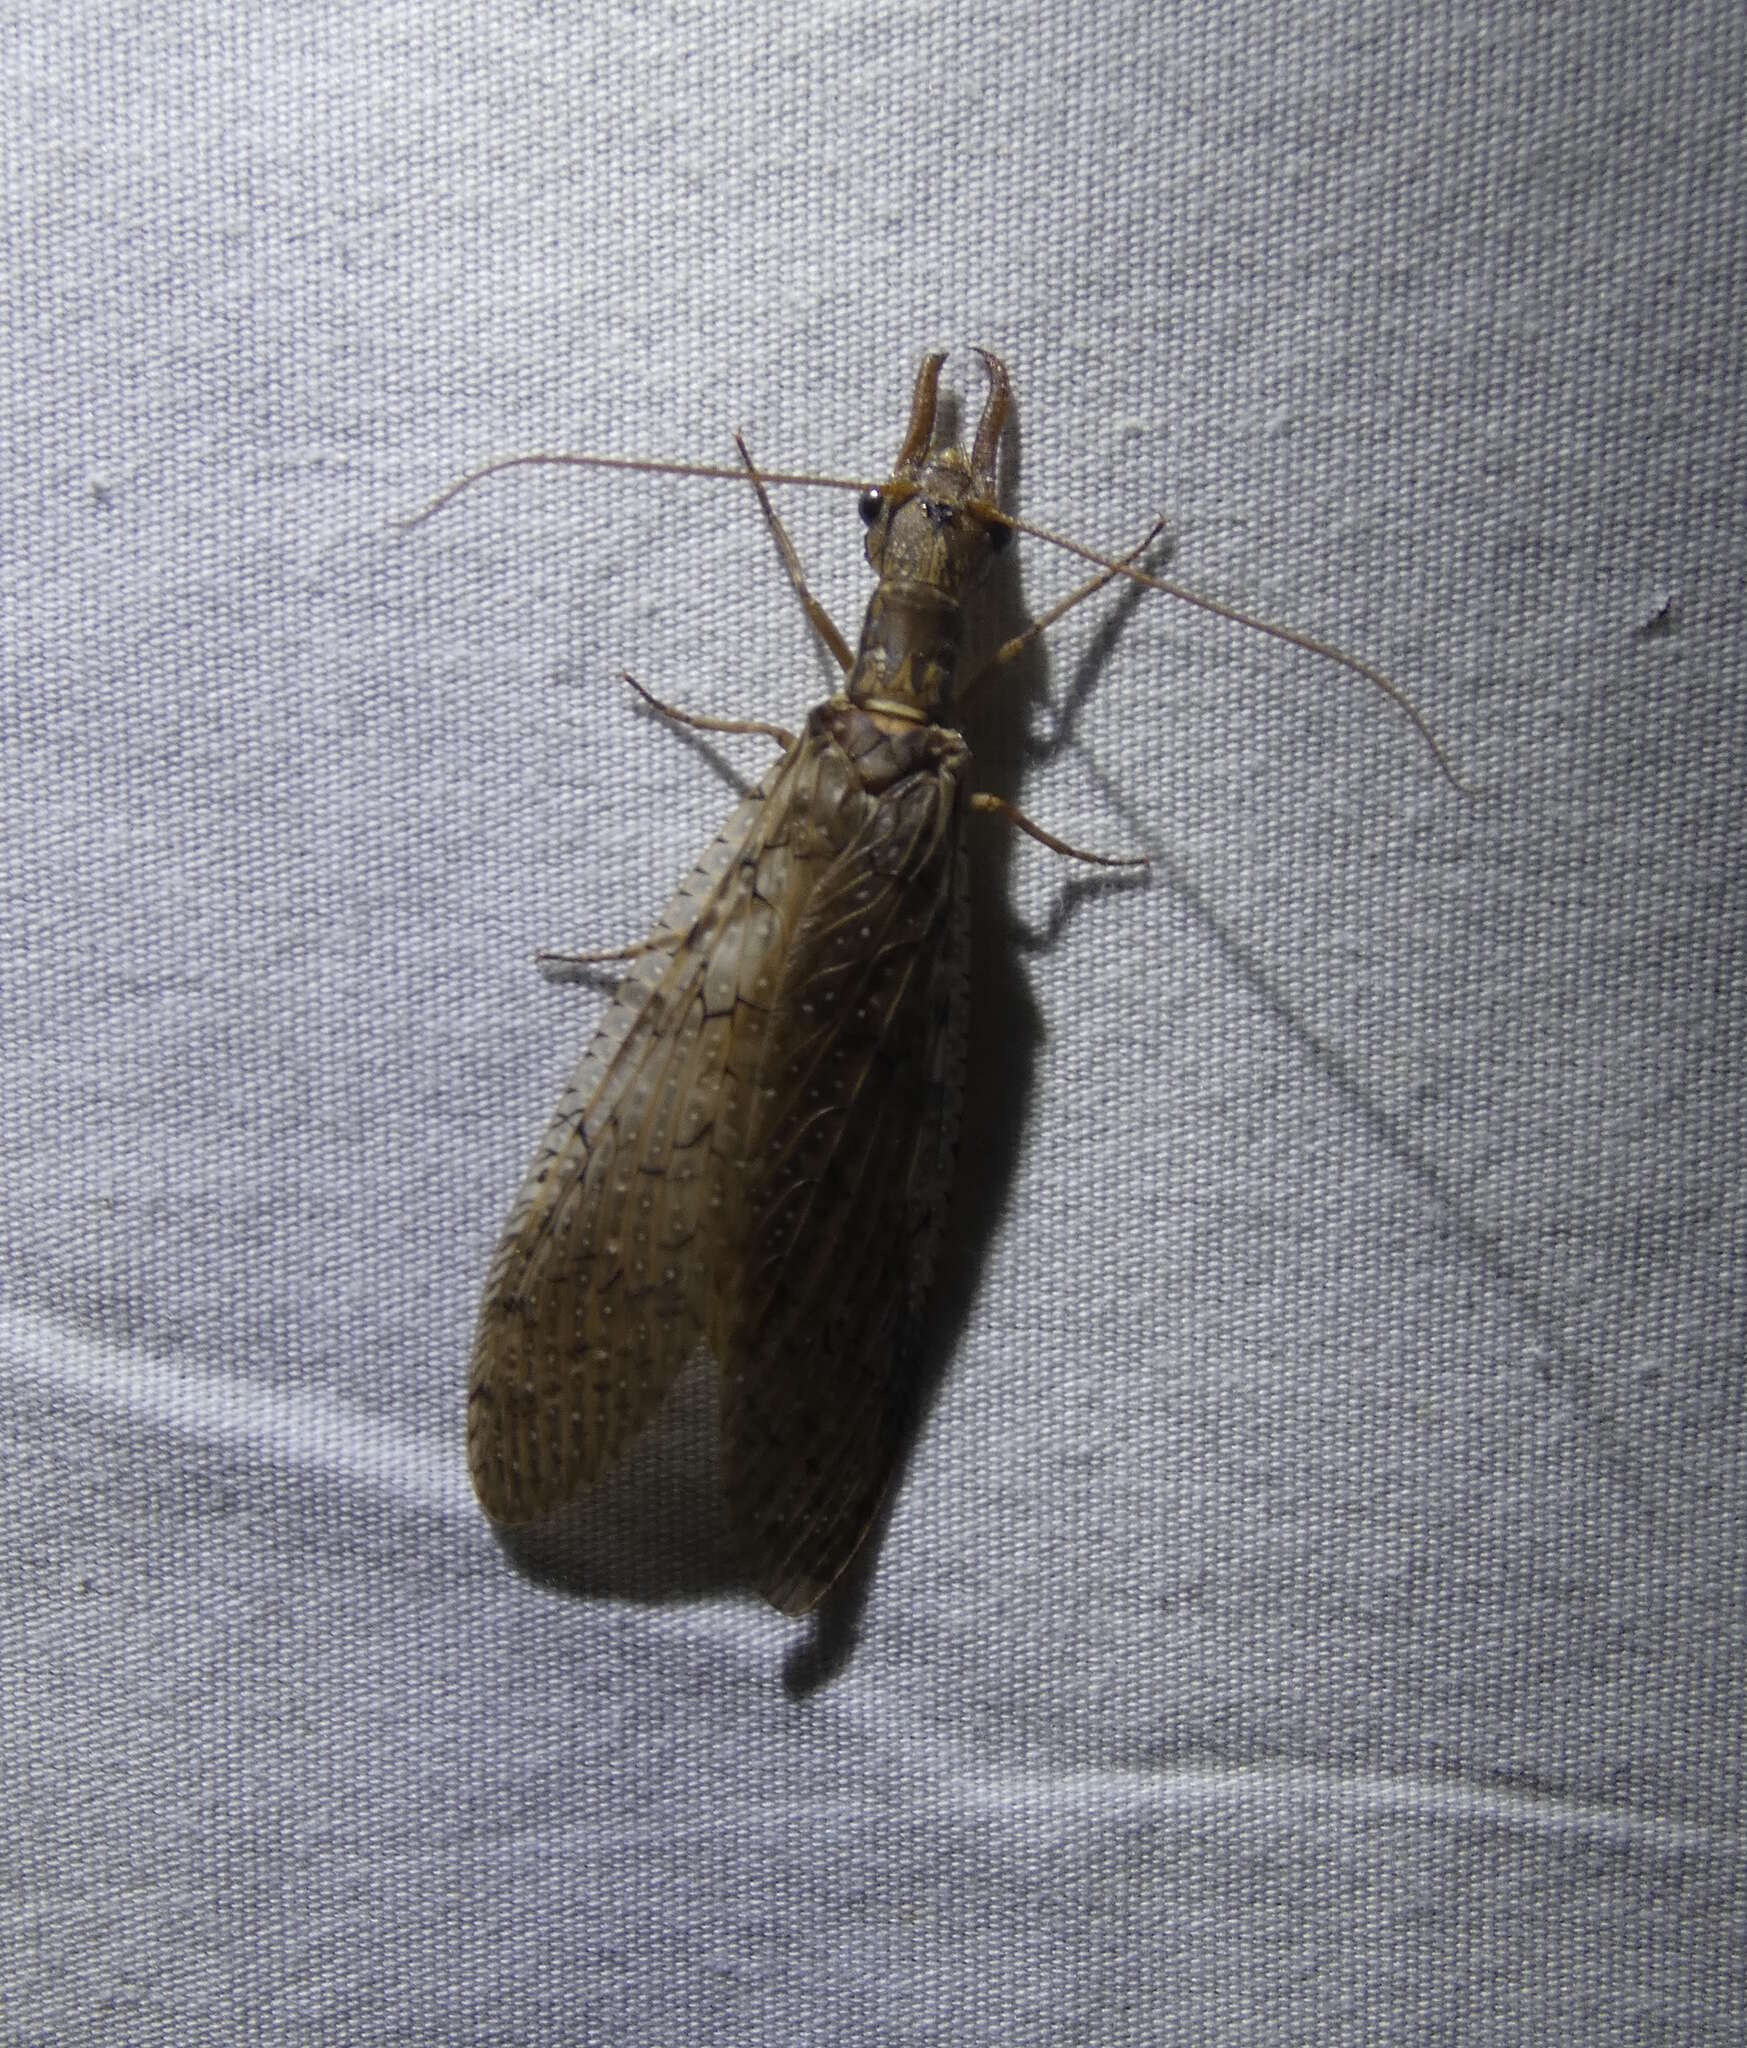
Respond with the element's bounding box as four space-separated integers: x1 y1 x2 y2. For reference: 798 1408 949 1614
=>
468 749 802 1524
719 738 971 1613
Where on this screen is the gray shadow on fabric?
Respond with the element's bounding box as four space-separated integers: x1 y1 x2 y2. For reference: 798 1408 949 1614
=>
1043 610 1665 1539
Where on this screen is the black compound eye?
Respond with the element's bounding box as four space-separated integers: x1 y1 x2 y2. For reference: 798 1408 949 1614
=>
858 487 883 527
988 519 1013 554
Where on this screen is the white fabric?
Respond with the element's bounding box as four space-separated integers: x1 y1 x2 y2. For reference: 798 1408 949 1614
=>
6 4 1744 2040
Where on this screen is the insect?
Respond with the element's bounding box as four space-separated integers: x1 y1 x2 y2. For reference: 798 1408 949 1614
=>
434 350 1455 1614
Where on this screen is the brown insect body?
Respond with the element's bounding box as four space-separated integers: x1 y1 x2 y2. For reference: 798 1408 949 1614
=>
467 352 1012 1612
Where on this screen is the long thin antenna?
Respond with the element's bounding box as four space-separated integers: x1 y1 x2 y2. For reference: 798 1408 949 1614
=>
396 445 1467 794
393 449 874 533
999 509 1470 795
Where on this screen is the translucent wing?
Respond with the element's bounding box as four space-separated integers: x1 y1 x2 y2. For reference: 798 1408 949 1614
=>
717 717 972 1613
468 749 804 1524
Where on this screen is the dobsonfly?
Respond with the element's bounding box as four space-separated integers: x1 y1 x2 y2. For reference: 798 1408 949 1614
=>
412 349 1456 1615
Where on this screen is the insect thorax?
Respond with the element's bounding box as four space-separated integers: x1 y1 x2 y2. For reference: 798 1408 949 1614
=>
847 580 968 723
807 697 970 801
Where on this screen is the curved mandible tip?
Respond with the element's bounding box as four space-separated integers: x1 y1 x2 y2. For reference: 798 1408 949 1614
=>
969 348 1012 491
894 352 946 476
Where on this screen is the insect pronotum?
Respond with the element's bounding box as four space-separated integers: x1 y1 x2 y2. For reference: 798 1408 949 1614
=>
434 350 1454 1615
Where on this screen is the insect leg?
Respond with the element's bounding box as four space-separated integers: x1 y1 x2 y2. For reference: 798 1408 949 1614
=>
621 671 796 751
534 934 675 978
969 791 1147 869
961 517 1171 702
733 432 856 674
